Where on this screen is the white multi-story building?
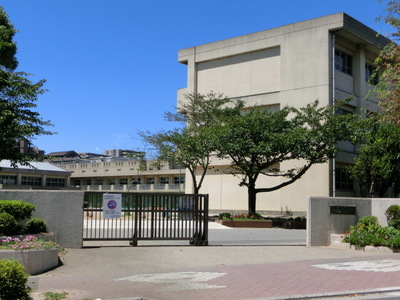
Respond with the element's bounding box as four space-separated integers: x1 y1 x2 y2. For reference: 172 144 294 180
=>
177 13 390 214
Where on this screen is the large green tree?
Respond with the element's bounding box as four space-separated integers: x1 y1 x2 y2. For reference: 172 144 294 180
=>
141 92 243 194
0 6 52 166
215 101 356 214
374 0 400 124
348 117 400 197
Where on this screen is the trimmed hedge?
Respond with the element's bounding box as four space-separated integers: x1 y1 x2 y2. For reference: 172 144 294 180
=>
0 212 20 236
24 218 47 234
0 259 31 299
0 200 35 221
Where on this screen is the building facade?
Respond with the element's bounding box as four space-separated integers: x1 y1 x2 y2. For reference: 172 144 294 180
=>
0 160 71 189
177 13 390 214
49 150 185 193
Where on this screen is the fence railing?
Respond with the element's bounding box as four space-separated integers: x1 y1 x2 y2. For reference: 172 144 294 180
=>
78 183 185 192
83 192 208 246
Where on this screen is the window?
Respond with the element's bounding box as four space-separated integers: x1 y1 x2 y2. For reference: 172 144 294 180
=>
46 178 66 187
160 177 169 184
21 176 41 186
335 49 352 75
335 167 353 191
131 178 141 185
365 63 379 85
73 179 80 186
174 176 185 184
0 175 17 184
120 178 128 185
146 178 155 184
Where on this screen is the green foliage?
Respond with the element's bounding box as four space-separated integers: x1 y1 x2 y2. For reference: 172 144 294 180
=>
141 92 243 194
0 6 53 166
219 212 231 219
44 292 68 300
0 236 62 252
0 259 31 300
0 200 35 221
215 100 357 214
348 118 400 197
357 216 379 227
385 204 400 229
343 216 400 249
0 212 20 236
374 1 400 125
0 6 18 71
24 218 47 234
385 204 400 221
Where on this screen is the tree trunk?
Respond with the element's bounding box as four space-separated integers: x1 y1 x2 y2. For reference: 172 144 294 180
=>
248 179 257 215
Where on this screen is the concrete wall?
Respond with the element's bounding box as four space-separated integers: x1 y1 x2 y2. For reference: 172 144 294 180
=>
307 196 400 246
0 190 84 248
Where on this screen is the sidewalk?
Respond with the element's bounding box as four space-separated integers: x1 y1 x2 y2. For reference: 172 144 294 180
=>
29 224 400 300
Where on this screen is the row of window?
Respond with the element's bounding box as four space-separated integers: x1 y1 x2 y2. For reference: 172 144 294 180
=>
0 175 65 187
334 49 379 84
74 176 185 186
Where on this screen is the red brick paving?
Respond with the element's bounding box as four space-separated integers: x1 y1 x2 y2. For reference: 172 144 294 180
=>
34 258 400 300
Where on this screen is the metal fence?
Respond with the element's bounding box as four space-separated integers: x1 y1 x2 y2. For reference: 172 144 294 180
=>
83 192 208 246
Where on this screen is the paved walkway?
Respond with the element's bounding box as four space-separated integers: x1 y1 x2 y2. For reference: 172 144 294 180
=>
29 224 400 300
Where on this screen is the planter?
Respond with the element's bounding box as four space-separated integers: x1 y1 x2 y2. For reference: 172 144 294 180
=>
215 219 273 228
282 220 306 229
0 248 59 275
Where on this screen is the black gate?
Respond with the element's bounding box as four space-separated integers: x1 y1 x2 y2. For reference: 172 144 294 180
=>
83 192 208 246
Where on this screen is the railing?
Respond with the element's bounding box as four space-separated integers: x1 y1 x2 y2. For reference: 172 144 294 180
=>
83 192 208 246
78 183 185 192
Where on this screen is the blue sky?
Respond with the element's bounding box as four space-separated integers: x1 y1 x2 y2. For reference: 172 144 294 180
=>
0 0 392 155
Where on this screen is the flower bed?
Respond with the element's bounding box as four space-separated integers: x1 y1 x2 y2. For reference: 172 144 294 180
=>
215 219 273 228
0 235 61 275
215 213 306 229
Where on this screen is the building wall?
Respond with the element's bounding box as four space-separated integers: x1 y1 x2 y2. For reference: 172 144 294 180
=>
178 13 389 214
307 196 400 246
55 158 185 192
0 190 84 248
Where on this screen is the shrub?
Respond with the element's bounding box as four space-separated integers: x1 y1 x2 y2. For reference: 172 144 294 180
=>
0 212 21 236
357 215 378 227
219 212 231 219
385 205 400 229
0 259 31 300
0 200 35 221
24 218 47 234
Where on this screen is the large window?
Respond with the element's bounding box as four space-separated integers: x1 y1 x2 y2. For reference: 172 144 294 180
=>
146 178 155 184
21 176 41 186
335 49 353 75
160 177 169 184
174 176 185 184
46 178 66 187
0 175 17 184
119 178 128 185
335 167 353 191
365 63 379 85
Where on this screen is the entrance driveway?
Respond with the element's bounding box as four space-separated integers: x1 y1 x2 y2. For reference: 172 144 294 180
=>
30 223 400 300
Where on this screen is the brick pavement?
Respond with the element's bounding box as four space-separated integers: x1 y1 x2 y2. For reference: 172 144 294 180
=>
30 248 400 300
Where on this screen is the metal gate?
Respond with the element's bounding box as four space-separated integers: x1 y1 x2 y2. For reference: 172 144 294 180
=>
83 192 208 246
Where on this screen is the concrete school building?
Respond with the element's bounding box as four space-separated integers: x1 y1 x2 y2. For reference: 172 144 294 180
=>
0 160 71 189
48 150 185 193
177 13 391 215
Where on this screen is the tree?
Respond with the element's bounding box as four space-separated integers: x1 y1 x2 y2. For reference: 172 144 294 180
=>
215 101 356 214
0 6 52 166
348 117 400 197
141 92 243 194
374 0 400 125
0 6 18 71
